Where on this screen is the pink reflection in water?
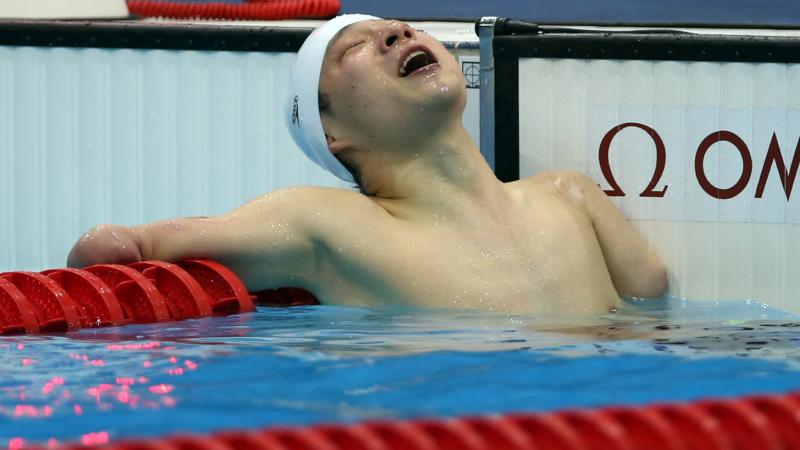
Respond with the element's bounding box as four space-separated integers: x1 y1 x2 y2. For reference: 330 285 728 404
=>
80 431 109 446
7 339 195 448
106 342 161 351
116 377 135 386
13 405 38 417
148 384 174 395
41 377 64 395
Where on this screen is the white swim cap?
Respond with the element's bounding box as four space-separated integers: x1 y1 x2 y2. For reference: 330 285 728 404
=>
286 14 380 183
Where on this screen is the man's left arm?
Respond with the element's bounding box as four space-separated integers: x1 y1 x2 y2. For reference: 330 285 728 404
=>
556 171 668 299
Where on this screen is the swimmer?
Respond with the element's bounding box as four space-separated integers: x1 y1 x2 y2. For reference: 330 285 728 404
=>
67 15 666 315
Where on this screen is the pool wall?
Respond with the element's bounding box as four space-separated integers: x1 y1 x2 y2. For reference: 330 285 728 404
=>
484 21 800 312
0 20 480 272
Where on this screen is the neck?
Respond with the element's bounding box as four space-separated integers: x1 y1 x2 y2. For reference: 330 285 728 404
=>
345 122 506 214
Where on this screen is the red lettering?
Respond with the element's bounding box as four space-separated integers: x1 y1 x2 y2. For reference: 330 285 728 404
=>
695 131 752 200
598 122 668 197
755 133 800 200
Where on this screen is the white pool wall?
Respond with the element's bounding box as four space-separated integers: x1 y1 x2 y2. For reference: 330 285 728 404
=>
0 21 480 271
517 57 800 312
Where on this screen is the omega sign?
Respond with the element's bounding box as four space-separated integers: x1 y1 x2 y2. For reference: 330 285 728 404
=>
599 122 800 201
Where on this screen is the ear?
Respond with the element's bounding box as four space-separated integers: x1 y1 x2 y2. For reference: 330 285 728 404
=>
326 133 351 155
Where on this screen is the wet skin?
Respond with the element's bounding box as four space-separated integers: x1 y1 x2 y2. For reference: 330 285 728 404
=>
67 21 666 315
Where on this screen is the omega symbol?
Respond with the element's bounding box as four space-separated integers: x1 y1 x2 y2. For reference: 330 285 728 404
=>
598 122 668 198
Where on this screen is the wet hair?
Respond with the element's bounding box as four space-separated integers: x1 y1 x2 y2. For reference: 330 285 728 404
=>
319 90 364 193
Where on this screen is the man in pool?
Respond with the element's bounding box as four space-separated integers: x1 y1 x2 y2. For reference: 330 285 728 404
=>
67 15 666 315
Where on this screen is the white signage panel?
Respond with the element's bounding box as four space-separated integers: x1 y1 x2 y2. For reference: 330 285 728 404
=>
517 58 800 310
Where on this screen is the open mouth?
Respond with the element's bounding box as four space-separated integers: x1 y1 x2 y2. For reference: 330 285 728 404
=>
399 48 438 77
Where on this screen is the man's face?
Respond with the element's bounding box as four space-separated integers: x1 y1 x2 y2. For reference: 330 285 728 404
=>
318 20 467 151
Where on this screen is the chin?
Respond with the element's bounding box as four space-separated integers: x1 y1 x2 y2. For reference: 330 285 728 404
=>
423 76 467 114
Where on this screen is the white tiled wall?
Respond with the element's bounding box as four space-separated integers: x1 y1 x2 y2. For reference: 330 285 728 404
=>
0 44 480 271
0 46 349 271
518 57 800 311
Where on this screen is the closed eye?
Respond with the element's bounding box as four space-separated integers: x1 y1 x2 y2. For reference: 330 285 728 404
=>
342 41 365 58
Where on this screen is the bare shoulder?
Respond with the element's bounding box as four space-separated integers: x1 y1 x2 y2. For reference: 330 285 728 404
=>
509 170 600 206
242 186 381 214
247 185 391 234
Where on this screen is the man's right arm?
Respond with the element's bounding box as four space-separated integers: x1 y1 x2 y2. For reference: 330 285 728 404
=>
67 188 324 291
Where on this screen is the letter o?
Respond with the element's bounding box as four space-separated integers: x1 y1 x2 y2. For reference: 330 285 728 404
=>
694 131 752 200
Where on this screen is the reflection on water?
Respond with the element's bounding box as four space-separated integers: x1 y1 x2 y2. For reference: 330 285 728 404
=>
1 297 799 449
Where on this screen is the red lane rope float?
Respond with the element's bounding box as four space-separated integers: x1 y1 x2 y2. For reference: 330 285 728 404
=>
176 259 254 315
0 278 39 334
599 407 684 450
126 0 340 21
554 411 632 450
697 399 783 450
749 396 800 448
42 268 126 328
649 404 732 450
129 261 214 320
0 259 314 336
84 264 172 324
33 391 800 450
0 272 83 332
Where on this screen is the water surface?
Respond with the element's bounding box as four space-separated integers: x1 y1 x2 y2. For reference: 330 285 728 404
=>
2 298 800 448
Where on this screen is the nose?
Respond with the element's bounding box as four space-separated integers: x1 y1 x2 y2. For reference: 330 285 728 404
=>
379 22 416 53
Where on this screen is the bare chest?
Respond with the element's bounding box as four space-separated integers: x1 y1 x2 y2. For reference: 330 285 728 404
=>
318 200 619 314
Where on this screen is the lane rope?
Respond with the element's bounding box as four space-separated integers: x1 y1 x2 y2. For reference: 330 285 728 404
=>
0 259 318 335
27 391 800 450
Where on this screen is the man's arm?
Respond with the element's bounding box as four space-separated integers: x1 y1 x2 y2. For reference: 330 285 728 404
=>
67 188 320 291
554 171 667 299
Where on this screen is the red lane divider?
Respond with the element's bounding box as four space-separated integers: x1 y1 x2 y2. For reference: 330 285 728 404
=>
126 0 340 21
30 392 800 450
0 272 83 332
129 261 214 320
177 259 254 316
0 278 39 334
84 264 172 324
0 259 319 336
43 269 126 328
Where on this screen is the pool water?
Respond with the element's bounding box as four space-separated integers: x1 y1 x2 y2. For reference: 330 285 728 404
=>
2 298 800 448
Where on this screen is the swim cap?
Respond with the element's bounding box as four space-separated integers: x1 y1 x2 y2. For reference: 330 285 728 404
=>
286 14 379 183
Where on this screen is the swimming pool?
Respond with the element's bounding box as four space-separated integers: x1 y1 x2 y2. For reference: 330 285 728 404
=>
3 10 800 450
3 296 800 448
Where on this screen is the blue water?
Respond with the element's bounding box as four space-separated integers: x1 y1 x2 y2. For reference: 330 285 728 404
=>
2 299 800 448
